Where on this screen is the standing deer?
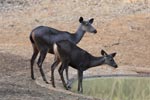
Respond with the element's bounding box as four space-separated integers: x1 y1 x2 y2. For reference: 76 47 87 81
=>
30 17 97 84
53 40 118 93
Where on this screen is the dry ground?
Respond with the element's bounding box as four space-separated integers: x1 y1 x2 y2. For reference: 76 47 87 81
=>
0 0 150 100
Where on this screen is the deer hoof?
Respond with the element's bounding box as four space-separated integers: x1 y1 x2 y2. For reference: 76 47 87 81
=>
52 85 56 88
66 84 71 90
31 76 36 80
78 90 83 94
45 81 49 84
32 78 36 80
66 80 72 89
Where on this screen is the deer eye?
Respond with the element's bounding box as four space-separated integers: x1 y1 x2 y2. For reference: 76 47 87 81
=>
110 59 113 62
109 58 113 61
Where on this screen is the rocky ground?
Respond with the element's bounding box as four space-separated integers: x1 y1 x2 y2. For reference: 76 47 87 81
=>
0 0 150 100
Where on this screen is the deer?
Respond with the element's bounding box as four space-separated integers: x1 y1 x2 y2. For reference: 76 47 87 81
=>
52 40 118 93
29 17 97 84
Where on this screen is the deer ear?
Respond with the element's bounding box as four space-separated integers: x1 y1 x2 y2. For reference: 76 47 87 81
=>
110 53 117 58
89 18 94 24
101 50 107 56
79 17 83 23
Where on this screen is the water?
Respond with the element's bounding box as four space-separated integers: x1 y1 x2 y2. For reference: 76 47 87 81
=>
71 77 150 100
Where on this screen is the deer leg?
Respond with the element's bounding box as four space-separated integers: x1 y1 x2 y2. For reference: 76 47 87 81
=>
51 59 60 88
66 67 72 89
30 45 39 80
37 49 49 84
78 70 83 93
65 67 69 81
58 62 69 90
77 70 80 92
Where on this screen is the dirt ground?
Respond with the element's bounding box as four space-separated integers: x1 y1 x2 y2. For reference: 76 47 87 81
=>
0 0 150 100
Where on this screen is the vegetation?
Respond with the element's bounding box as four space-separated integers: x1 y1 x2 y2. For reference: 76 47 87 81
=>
71 77 150 100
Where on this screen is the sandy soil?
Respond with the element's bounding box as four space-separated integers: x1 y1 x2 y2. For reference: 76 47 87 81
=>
0 0 150 100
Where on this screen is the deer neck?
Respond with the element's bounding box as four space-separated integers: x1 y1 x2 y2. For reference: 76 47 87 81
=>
89 56 105 68
72 25 85 44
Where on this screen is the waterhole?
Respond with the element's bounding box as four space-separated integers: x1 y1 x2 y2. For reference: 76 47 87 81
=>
71 76 150 100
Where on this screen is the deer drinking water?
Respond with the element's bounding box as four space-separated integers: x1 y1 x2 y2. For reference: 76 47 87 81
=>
53 40 118 93
29 17 97 84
